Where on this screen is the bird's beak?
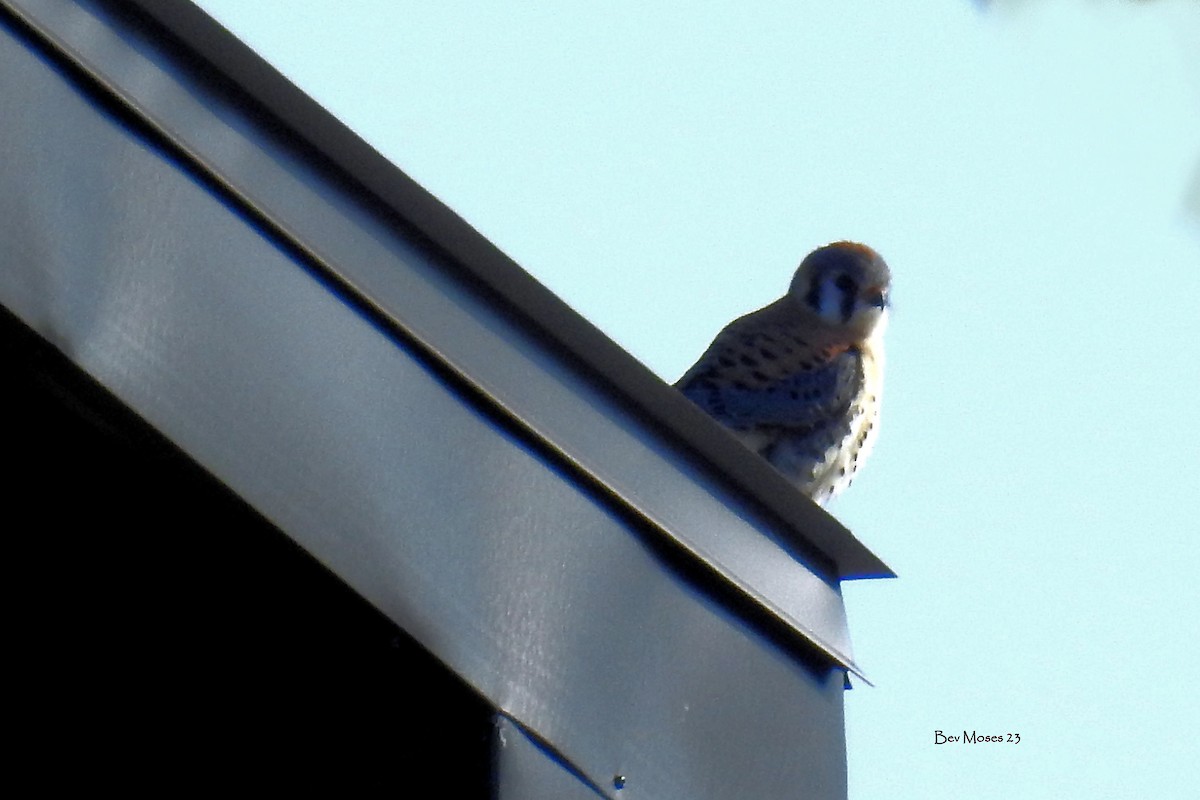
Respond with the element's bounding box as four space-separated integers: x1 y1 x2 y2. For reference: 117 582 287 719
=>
863 286 889 309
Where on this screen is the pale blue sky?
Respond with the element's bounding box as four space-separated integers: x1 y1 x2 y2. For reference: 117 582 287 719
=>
195 1 1200 797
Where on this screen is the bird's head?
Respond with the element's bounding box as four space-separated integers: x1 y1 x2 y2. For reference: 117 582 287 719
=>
789 241 891 339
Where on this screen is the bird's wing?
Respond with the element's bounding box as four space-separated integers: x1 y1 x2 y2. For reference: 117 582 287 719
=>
676 308 863 432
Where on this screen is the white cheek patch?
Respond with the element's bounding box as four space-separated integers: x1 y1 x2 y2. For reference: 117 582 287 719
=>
817 279 843 323
869 308 889 336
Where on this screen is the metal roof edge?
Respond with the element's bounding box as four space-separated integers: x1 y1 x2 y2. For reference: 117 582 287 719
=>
108 0 892 581
7 0 892 583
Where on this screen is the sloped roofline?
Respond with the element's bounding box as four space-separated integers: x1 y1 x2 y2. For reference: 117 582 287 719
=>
9 0 892 582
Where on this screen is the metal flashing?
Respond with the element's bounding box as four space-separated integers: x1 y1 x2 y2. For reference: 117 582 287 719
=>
30 0 891 582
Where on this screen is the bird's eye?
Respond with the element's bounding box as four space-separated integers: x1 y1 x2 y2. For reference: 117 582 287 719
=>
834 274 857 294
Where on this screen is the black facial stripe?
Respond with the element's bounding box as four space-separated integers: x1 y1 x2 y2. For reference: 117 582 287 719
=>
804 276 822 312
840 283 855 322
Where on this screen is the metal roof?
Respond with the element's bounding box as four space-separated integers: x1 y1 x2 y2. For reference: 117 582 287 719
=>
76 0 892 584
0 1 892 796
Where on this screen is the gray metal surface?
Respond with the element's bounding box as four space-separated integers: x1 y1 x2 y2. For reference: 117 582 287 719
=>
1 0 875 666
495 716 608 800
14 0 890 585
0 1 883 796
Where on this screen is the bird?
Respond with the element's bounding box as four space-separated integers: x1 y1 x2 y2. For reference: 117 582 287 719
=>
675 241 890 505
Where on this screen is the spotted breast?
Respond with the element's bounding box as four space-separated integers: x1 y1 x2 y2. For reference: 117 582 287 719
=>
676 241 890 504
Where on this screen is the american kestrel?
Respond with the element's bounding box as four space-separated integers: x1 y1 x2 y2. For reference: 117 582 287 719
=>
675 241 890 505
